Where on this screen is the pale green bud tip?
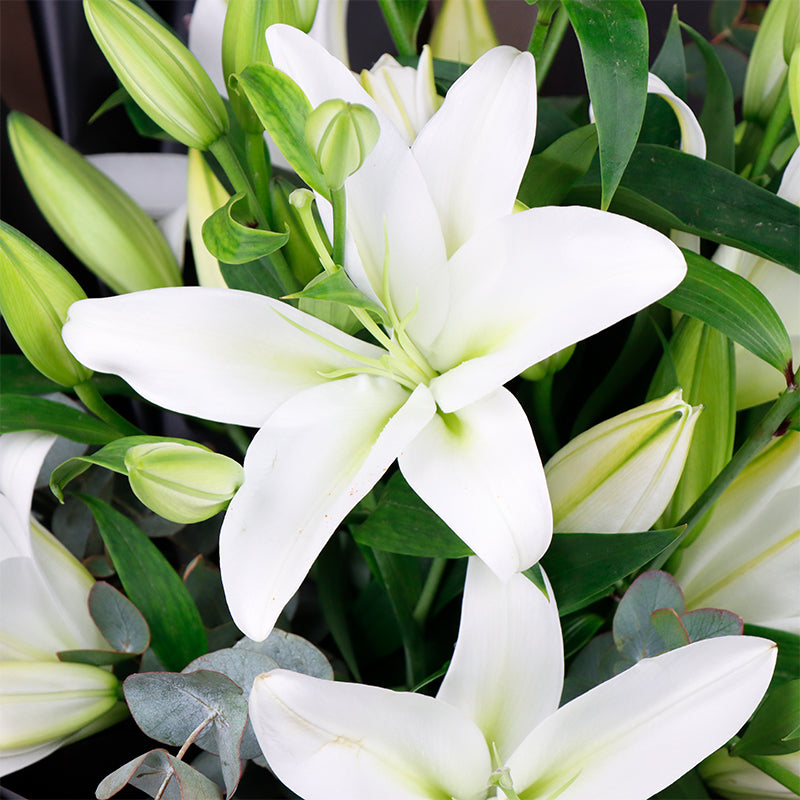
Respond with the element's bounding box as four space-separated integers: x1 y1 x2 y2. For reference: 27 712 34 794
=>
305 99 381 190
0 222 92 387
124 442 244 524
289 187 316 212
83 0 228 150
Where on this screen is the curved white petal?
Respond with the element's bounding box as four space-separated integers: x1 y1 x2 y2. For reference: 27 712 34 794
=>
155 202 188 266
63 288 387 427
428 206 686 412
188 0 228 95
437 559 563 762
778 146 800 203
507 636 777 800
412 46 536 256
647 73 706 159
249 669 490 800
220 378 436 640
308 0 350 66
0 737 65 779
399 388 552 579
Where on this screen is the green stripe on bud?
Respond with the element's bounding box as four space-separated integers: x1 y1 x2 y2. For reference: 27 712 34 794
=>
125 442 244 524
8 112 181 294
83 0 229 150
0 222 93 387
305 99 380 191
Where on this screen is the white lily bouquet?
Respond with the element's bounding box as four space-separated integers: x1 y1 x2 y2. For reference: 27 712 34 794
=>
1 0 799 798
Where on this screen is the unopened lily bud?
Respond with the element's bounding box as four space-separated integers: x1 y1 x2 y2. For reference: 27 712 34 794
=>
83 0 229 150
429 0 498 65
305 99 380 191
125 442 244 524
700 747 800 799
8 113 180 294
545 389 701 533
360 46 442 145
0 222 92 387
520 344 575 381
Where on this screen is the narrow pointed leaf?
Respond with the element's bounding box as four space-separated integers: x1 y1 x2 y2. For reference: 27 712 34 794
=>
659 249 793 373
744 625 800 685
285 267 388 322
732 679 800 756
218 258 284 298
78 495 207 671
377 0 428 58
562 0 648 209
651 7 686 99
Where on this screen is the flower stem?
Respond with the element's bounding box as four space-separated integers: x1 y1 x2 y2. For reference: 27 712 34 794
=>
153 713 217 800
528 1 569 89
413 558 447 625
751 77 790 180
331 186 347 267
740 754 800 795
209 136 268 229
74 381 140 436
245 132 272 221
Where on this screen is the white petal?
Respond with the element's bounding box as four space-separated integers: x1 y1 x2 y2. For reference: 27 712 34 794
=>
412 46 536 256
399 388 552 579
188 0 228 95
647 74 706 159
437 559 563 762
778 146 800 203
63 287 387 427
155 202 188 266
249 670 490 800
0 738 65 778
220 378 436 641
508 636 776 800
428 206 686 412
308 0 350 66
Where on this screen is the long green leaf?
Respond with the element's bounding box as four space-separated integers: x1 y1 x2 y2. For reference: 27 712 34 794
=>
219 258 284 298
79 495 207 671
660 249 793 374
650 6 686 99
377 0 428 58
561 0 648 209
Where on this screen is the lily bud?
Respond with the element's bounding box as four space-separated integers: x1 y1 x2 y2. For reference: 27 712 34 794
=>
304 99 380 191
672 431 800 633
700 748 800 799
187 148 229 288
7 113 181 294
429 0 498 65
520 344 575 381
359 46 442 145
124 442 244 524
0 222 92 387
545 389 701 533
83 0 229 150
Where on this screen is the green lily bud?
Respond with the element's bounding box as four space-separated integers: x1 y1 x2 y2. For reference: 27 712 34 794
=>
83 0 229 150
187 148 229 288
305 99 380 191
7 112 180 294
0 222 92 387
125 442 244 524
429 0 498 65
700 747 800 799
520 344 575 382
545 389 701 533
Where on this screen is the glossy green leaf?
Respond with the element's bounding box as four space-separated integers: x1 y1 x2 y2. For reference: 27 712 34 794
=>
561 611 605 659
235 64 328 196
732 679 800 756
202 193 289 264
57 648 140 666
518 124 598 208
651 769 710 799
377 0 428 58
651 6 686 99
0 394 119 444
744 624 800 685
541 528 684 616
0 355 130 396
562 0 648 209
79 495 207 671
88 580 150 654
285 267 388 322
219 257 284 298
660 249 793 373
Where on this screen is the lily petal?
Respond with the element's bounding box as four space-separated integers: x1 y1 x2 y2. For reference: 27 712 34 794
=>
507 636 776 800
428 206 686 412
187 0 228 95
63 288 387 427
437 559 563 762
411 46 536 256
308 0 350 66
646 74 706 160
220 377 436 641
399 387 552 579
249 669 490 800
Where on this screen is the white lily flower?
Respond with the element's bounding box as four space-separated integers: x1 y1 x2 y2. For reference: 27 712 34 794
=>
0 431 120 776
249 558 776 800
673 430 800 634
64 36 685 642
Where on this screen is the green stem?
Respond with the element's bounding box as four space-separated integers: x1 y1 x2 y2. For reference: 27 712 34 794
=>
751 77 791 180
74 381 140 436
245 132 272 222
209 137 268 228
225 424 251 457
530 374 561 458
331 186 347 267
269 247 302 295
536 7 570 90
413 558 447 625
527 0 559 60
652 365 800 569
740 754 800 795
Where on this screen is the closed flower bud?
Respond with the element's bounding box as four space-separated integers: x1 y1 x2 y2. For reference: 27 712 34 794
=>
545 389 701 533
700 748 800 799
125 442 244 524
0 222 92 387
83 0 229 150
8 112 180 294
429 0 498 65
305 99 380 191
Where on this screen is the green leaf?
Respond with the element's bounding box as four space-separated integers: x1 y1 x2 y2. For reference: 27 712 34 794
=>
649 607 691 651
88 580 150 654
523 562 549 600
219 257 284 298
733 679 800 756
78 495 207 671
561 0 648 209
681 607 743 641
0 394 120 444
57 648 140 666
377 0 428 58
561 612 605 659
660 249 793 373
202 193 289 264
235 64 328 197
285 267 388 322
744 624 800 685
518 124 598 208
651 6 687 100
651 769 710 799
541 528 684 616
739 754 800 796
0 355 131 396
680 22 735 169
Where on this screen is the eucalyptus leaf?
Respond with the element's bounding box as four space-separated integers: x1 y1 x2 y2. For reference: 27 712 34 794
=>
202 193 289 264
377 0 428 58
732 680 800 756
649 608 691 651
79 495 207 671
681 607 743 641
88 581 150 654
561 0 648 209
0 394 120 444
234 628 334 680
